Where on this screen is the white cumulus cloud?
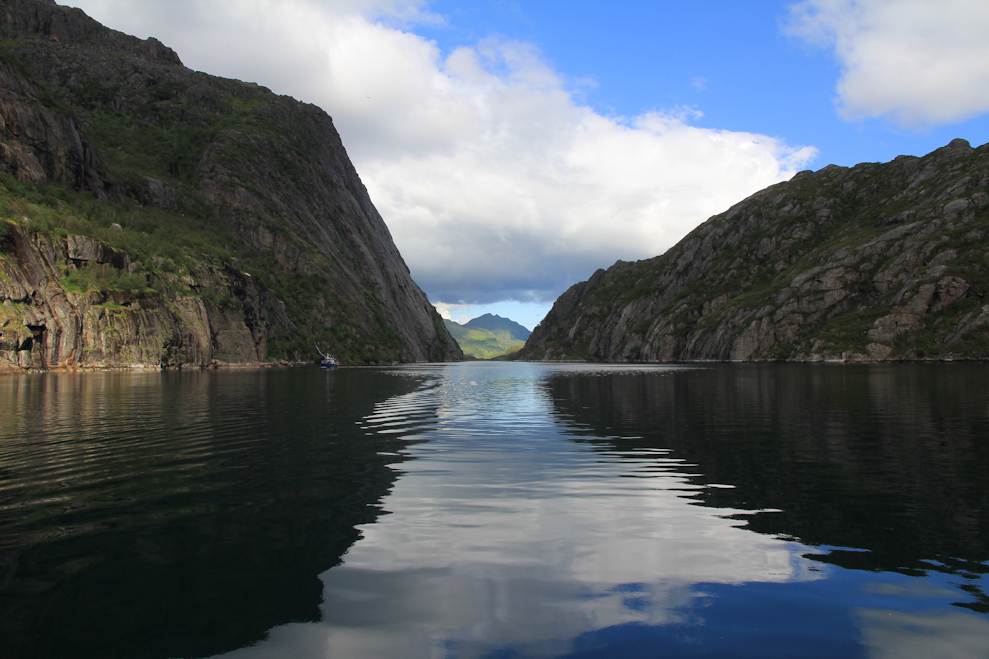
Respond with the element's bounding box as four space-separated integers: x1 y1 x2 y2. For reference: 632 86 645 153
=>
67 0 816 305
785 0 989 128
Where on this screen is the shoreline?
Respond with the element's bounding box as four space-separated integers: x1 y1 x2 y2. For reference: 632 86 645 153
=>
6 356 985 375
0 360 310 375
514 356 987 364
0 359 449 375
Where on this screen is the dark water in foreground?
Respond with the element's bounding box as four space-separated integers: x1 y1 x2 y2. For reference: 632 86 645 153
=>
2 363 988 658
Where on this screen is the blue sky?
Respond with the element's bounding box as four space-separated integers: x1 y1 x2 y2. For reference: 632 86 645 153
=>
416 1 989 168
416 0 989 328
68 1 989 331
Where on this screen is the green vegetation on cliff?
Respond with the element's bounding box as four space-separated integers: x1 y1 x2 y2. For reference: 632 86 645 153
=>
0 0 461 368
0 161 413 364
443 318 526 359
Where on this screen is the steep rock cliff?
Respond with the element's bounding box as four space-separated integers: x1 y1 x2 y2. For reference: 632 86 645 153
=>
520 139 989 362
0 0 461 370
0 223 297 369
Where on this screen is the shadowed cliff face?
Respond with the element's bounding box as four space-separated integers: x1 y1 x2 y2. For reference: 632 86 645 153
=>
0 0 462 368
521 139 989 363
0 55 105 197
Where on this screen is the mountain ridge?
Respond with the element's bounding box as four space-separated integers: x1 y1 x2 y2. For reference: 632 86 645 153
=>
519 139 989 363
443 314 528 359
463 313 531 340
0 0 462 370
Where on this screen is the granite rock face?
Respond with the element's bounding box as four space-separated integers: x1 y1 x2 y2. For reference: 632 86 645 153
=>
520 139 989 362
1 224 291 369
0 0 461 369
0 52 104 196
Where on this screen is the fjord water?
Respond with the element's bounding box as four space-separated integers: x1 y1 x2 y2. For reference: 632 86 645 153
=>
2 364 988 658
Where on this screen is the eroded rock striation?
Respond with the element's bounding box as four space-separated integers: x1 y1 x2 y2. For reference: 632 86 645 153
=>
0 0 461 370
1 224 295 368
520 139 989 362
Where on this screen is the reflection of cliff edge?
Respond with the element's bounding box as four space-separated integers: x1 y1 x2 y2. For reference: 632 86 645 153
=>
521 139 989 362
0 0 462 370
0 369 434 659
545 366 989 595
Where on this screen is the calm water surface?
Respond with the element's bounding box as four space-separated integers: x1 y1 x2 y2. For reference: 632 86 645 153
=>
2 363 989 658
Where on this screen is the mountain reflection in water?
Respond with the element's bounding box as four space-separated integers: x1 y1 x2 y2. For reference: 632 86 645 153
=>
0 368 429 659
546 364 989 588
2 363 989 658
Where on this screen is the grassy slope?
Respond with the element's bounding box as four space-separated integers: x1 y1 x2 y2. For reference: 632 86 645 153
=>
443 320 525 359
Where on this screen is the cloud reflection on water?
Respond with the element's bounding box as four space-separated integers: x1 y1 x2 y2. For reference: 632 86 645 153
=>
854 608 989 659
215 363 825 658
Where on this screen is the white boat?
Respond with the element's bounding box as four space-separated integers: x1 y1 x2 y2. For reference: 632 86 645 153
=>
314 343 339 369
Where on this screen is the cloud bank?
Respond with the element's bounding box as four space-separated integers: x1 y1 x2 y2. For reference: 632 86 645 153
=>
786 0 989 128
68 0 816 305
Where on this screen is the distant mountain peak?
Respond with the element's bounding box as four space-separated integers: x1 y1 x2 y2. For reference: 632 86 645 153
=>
464 314 532 340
